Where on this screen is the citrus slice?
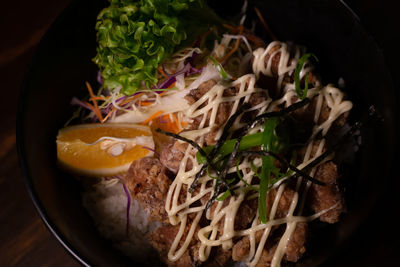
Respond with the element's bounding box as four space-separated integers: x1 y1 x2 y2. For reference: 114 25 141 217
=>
56 123 154 177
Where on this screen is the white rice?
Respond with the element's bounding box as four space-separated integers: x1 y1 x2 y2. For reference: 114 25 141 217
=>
82 178 161 260
82 178 247 266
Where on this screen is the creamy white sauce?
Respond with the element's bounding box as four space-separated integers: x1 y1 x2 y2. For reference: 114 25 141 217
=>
161 41 352 266
88 135 154 157
110 89 190 123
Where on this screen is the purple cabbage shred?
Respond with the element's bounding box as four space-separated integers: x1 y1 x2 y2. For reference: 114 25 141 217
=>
121 182 131 237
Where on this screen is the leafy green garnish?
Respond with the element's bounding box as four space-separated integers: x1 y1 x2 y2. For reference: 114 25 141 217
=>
208 55 228 79
206 165 218 179
294 53 318 99
258 117 280 224
216 189 232 201
236 157 258 190
94 0 221 95
196 132 264 164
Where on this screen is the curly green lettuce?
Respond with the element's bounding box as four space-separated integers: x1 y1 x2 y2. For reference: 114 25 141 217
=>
93 0 220 95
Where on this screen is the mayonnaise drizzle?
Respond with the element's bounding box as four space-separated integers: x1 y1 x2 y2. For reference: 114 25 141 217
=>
163 41 352 266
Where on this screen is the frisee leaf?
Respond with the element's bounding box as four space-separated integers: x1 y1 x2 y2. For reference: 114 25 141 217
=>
94 0 221 95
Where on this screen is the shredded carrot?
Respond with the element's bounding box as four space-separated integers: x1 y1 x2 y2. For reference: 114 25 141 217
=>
223 24 244 34
243 32 264 47
219 39 239 62
141 111 164 125
158 90 168 97
86 81 104 122
160 114 170 124
217 25 244 63
89 95 110 101
98 86 175 123
181 121 189 128
101 108 116 123
158 66 168 79
168 81 176 88
220 38 241 62
86 81 96 98
140 101 154 106
224 23 265 47
158 113 181 133
192 27 214 47
223 24 237 32
254 7 277 41
99 93 145 123
167 114 176 133
84 101 104 123
171 113 181 132
154 82 175 97
118 93 144 106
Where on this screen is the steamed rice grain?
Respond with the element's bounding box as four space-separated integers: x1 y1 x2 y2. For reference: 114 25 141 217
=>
82 179 160 260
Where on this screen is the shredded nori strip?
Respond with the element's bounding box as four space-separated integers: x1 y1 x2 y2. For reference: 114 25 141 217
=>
155 128 208 158
294 105 381 178
189 103 251 192
239 98 311 137
204 99 312 209
238 150 325 186
157 97 378 214
207 103 251 160
155 128 224 179
205 135 244 210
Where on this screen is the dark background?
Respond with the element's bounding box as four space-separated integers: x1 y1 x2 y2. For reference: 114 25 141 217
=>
0 0 398 266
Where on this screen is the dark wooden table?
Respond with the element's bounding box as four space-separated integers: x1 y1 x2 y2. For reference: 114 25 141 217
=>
0 0 399 266
0 0 79 266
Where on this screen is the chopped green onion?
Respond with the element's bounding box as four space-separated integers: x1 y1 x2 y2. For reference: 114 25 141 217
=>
216 189 232 201
192 104 249 195
258 117 279 224
208 55 229 79
226 177 236 184
206 165 218 179
294 53 318 100
250 161 261 177
236 157 257 189
196 132 264 164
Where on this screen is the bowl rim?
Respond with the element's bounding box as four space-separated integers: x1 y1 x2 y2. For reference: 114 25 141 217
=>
16 1 92 265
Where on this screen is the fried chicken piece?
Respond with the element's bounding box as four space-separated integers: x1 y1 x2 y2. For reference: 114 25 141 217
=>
284 222 308 262
308 161 344 223
122 157 171 223
160 140 191 174
162 78 267 174
147 223 200 267
147 219 232 267
234 222 308 265
290 95 349 131
254 42 320 98
232 187 299 262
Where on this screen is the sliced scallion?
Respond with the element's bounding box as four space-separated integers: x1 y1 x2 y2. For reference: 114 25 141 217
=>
294 53 318 99
216 189 232 201
196 132 264 164
208 55 229 79
258 117 279 224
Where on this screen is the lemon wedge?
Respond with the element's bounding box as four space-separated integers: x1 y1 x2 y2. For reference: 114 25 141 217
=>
56 123 154 177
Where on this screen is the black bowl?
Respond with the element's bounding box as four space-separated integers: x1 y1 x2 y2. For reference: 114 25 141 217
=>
17 0 396 266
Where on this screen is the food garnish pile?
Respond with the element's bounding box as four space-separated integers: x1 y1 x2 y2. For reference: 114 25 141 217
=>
55 1 368 266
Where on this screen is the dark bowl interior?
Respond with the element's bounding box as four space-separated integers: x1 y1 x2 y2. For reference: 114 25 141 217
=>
17 0 396 266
